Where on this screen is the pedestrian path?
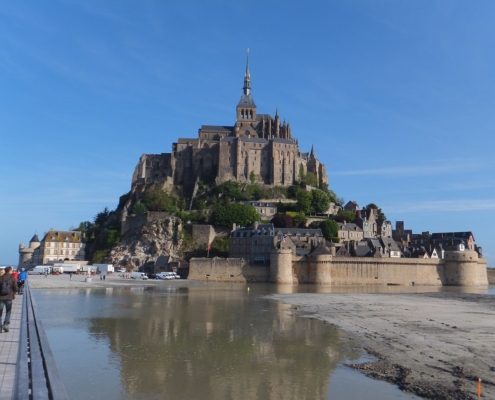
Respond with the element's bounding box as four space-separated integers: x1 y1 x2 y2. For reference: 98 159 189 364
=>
0 294 23 400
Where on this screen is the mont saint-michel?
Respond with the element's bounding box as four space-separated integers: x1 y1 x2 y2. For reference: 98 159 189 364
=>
130 56 327 199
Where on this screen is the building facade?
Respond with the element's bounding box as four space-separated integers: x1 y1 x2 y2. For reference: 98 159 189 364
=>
130 56 328 201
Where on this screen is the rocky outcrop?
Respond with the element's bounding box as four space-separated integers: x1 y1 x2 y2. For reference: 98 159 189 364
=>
109 216 183 270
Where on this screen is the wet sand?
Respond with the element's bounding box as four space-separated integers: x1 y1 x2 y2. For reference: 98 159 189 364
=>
27 273 203 289
269 292 495 399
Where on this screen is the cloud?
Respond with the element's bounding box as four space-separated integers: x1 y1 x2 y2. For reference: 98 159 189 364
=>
385 199 495 213
332 157 491 177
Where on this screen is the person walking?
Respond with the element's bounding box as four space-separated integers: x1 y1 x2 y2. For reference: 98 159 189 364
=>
17 268 27 294
0 267 18 332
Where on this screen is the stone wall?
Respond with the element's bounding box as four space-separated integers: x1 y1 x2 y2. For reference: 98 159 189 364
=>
189 253 488 287
192 225 215 245
121 212 174 236
486 268 495 284
188 257 269 283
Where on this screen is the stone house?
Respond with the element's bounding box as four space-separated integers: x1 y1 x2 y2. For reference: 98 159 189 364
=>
355 208 377 238
343 201 360 212
244 201 277 219
337 223 363 242
229 223 276 263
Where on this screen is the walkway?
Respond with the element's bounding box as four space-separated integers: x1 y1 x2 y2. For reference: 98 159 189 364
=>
0 294 22 400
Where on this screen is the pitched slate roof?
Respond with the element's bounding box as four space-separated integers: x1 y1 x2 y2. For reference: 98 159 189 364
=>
275 228 322 236
431 232 474 241
200 125 234 132
337 223 363 232
30 234 40 243
231 223 275 237
380 237 401 252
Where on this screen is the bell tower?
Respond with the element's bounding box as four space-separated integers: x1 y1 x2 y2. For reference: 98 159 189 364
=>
236 49 257 135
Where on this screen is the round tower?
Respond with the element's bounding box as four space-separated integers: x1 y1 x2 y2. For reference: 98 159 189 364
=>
444 250 486 286
307 246 332 285
269 249 293 284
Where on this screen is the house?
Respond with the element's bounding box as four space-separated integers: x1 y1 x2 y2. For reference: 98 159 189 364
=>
244 201 277 218
376 218 392 238
380 237 401 258
274 228 324 256
355 208 377 238
431 232 475 251
343 201 360 212
230 222 276 263
337 222 364 242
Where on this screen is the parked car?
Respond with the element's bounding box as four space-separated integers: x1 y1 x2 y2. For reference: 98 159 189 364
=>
147 273 157 280
117 268 126 273
157 273 174 280
130 272 148 280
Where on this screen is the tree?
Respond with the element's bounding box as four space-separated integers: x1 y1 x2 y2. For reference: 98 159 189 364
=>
305 172 318 187
271 214 294 228
132 202 148 215
142 186 178 212
318 219 339 241
287 184 303 199
211 203 260 227
337 210 356 223
311 190 330 214
298 164 306 183
365 203 386 220
94 207 110 226
244 184 263 200
178 197 187 211
211 181 247 201
249 170 256 184
296 190 312 214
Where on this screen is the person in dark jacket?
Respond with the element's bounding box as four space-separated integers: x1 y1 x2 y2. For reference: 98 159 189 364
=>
0 267 18 332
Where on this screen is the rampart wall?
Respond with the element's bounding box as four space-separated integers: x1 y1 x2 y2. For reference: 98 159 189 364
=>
189 250 488 287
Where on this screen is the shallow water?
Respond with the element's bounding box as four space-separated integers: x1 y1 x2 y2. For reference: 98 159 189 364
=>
33 284 493 399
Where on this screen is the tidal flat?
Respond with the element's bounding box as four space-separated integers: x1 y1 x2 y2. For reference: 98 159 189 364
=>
269 291 495 399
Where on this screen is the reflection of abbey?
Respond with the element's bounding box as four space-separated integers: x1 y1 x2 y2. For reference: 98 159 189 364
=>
131 56 328 198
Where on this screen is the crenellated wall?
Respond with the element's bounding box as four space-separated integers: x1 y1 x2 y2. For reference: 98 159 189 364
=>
188 251 488 286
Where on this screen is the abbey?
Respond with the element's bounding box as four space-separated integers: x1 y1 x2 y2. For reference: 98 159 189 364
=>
131 57 328 198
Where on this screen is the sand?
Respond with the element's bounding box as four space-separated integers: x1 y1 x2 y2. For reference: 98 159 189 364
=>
269 292 495 399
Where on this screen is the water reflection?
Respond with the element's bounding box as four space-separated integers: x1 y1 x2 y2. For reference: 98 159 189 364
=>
34 284 492 399
36 284 343 399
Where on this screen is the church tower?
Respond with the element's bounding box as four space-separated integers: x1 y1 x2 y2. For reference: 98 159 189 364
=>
235 49 257 136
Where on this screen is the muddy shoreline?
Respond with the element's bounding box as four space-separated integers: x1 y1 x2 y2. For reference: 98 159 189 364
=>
269 292 495 400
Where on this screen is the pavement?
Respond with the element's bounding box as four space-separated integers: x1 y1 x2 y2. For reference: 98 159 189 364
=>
0 293 22 400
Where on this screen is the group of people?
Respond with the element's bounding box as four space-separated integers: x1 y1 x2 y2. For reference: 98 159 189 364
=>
0 267 27 333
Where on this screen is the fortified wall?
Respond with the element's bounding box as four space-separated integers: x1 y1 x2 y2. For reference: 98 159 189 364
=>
189 250 488 286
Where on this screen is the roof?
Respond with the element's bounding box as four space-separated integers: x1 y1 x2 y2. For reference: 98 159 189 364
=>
42 230 83 243
30 234 40 243
231 223 275 238
275 228 322 236
200 125 234 132
272 138 295 144
337 223 363 232
237 93 256 107
431 232 474 241
244 201 276 207
354 243 372 257
380 237 401 252
155 255 170 267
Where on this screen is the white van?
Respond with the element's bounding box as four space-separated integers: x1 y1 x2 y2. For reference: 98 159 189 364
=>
130 272 148 280
28 266 52 275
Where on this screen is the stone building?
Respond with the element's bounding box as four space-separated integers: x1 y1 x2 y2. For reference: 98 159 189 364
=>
243 201 277 218
229 223 276 263
130 56 328 201
19 229 86 269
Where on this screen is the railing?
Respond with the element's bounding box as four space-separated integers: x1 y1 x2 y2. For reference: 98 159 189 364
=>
13 282 69 400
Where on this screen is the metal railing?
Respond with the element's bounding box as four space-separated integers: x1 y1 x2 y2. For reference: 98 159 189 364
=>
13 282 69 400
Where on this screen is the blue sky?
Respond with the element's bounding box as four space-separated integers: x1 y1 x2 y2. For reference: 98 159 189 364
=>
1 1 495 267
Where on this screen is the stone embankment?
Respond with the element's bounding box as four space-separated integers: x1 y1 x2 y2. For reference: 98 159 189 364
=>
109 216 183 269
269 291 495 400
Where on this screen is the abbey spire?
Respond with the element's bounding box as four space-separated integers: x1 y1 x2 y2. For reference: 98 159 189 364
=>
243 48 251 95
236 48 256 127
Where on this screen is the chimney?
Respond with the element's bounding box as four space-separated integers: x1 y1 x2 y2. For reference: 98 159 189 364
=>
253 221 259 230
232 223 237 231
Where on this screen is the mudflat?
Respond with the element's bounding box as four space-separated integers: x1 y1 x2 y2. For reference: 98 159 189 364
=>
269 292 495 400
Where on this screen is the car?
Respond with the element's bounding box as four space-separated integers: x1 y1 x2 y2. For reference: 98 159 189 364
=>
117 268 126 273
157 273 175 280
146 273 157 280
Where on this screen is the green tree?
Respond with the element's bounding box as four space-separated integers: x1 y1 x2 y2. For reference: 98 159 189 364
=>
365 203 386 220
94 207 110 226
305 172 318 187
249 170 256 184
211 203 260 227
287 184 302 199
298 164 306 183
210 237 230 257
296 190 312 214
142 186 178 212
211 181 247 201
192 198 207 210
338 210 356 223
244 184 263 200
178 197 187 211
318 219 339 241
132 202 148 215
311 190 330 214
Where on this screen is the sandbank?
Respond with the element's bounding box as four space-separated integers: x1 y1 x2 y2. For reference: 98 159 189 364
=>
269 292 495 399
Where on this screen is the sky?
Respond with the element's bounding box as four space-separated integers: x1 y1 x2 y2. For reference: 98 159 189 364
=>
1 1 495 267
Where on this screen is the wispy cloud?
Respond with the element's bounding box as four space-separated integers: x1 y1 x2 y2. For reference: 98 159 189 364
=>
385 199 495 213
332 157 491 177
